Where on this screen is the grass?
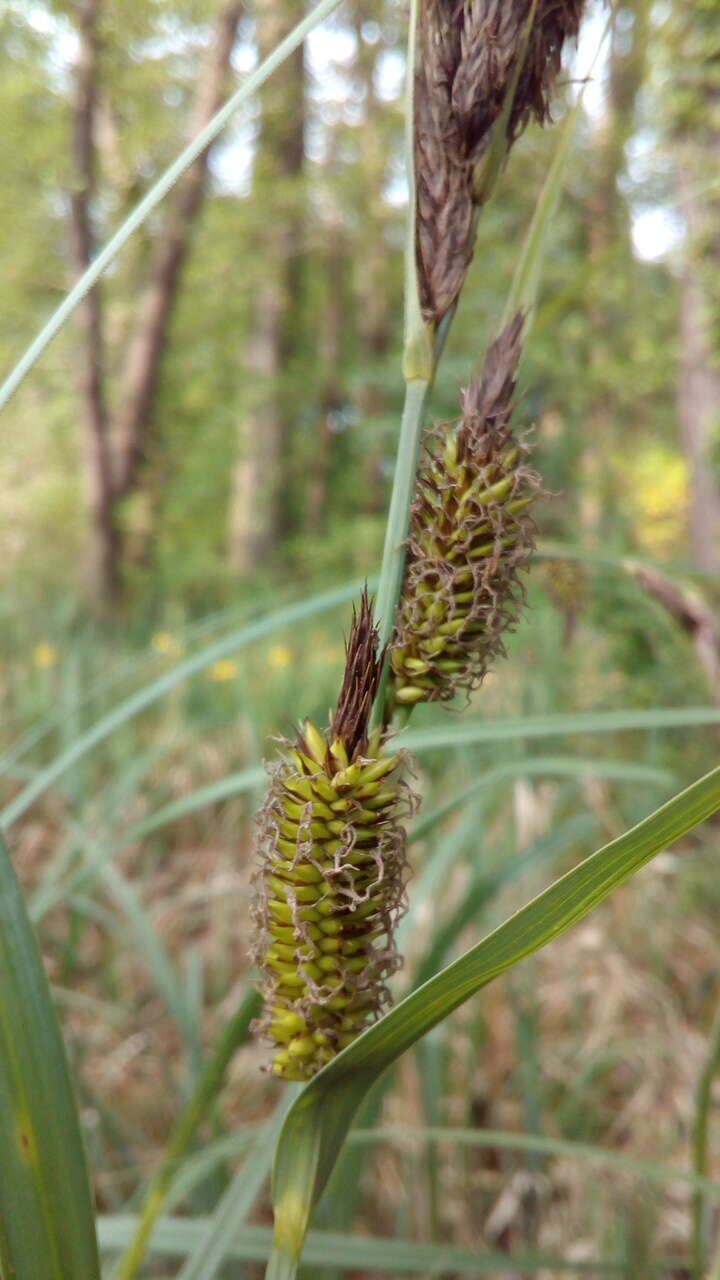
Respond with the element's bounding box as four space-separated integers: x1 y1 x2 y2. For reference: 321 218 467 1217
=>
2 567 720 1275
1 1 720 1276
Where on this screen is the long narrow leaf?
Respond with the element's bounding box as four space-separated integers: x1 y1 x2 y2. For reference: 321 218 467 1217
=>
97 1217 683 1274
268 765 720 1277
174 1099 293 1280
0 578 368 831
0 832 100 1279
402 706 720 752
119 752 672 847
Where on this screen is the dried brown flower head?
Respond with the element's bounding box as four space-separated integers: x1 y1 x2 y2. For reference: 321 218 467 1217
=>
391 313 542 703
416 0 584 322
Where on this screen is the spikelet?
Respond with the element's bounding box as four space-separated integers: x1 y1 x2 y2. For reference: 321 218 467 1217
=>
391 314 541 705
416 0 584 323
251 591 415 1081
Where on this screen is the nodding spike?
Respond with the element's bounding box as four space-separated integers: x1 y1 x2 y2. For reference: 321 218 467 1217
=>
253 596 414 1079
390 354 540 707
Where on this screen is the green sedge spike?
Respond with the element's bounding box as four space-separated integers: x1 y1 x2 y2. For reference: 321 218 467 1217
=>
251 590 416 1081
391 313 542 706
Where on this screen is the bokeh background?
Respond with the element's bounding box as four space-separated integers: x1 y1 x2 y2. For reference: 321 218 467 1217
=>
2 0 720 1274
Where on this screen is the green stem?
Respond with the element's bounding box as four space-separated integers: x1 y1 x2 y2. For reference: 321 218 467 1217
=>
370 0 433 724
691 996 720 1279
113 988 261 1280
373 377 433 658
266 1247 299 1280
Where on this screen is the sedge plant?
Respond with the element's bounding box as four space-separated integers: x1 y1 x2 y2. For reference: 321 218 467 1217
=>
242 4 720 1279
1 3 720 1280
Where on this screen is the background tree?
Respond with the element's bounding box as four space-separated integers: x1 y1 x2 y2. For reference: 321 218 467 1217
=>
70 0 243 604
227 0 306 574
665 0 720 571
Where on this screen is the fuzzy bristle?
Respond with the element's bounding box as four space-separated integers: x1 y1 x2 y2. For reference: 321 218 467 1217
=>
391 315 541 704
251 596 415 1080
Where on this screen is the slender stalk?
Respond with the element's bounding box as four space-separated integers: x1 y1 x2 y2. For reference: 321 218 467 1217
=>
371 0 434 723
373 377 433 658
113 988 261 1280
176 1097 294 1280
0 0 342 412
691 996 720 1279
266 1247 299 1280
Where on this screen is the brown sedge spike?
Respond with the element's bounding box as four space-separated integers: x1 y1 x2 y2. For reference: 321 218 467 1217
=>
251 589 416 1081
391 313 542 705
416 0 585 324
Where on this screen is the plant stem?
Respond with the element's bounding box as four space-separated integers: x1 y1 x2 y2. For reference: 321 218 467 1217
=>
113 987 261 1280
373 377 433 659
370 0 434 724
691 995 720 1279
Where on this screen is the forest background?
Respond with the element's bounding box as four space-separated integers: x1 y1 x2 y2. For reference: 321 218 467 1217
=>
2 0 720 1275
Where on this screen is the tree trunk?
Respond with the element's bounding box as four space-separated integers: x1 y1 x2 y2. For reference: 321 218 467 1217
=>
112 2 243 504
580 0 650 540
665 2 720 569
227 0 305 574
69 0 242 606
69 0 119 605
676 166 720 571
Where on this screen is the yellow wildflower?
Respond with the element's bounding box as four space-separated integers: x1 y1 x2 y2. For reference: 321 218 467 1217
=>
152 631 184 658
208 658 238 682
32 642 59 670
269 643 292 670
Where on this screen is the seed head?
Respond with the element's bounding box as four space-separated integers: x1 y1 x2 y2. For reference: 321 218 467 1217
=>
416 0 584 322
391 314 541 704
251 591 416 1080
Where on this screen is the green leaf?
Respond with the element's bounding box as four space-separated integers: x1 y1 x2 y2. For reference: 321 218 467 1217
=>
0 578 369 831
174 1097 294 1280
498 8 611 332
97 1217 684 1274
0 831 100 1279
113 989 261 1280
499 92 580 332
407 756 673 846
349 1125 720 1199
401 706 720 752
115 747 678 849
267 765 720 1278
691 997 720 1276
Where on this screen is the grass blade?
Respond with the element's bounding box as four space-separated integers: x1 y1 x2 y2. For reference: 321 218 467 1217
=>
117 751 674 850
0 832 100 1279
97 1217 684 1274
113 988 261 1280
401 706 720 752
268 765 720 1277
691 997 720 1278
349 1125 720 1199
0 578 368 831
175 1096 294 1280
